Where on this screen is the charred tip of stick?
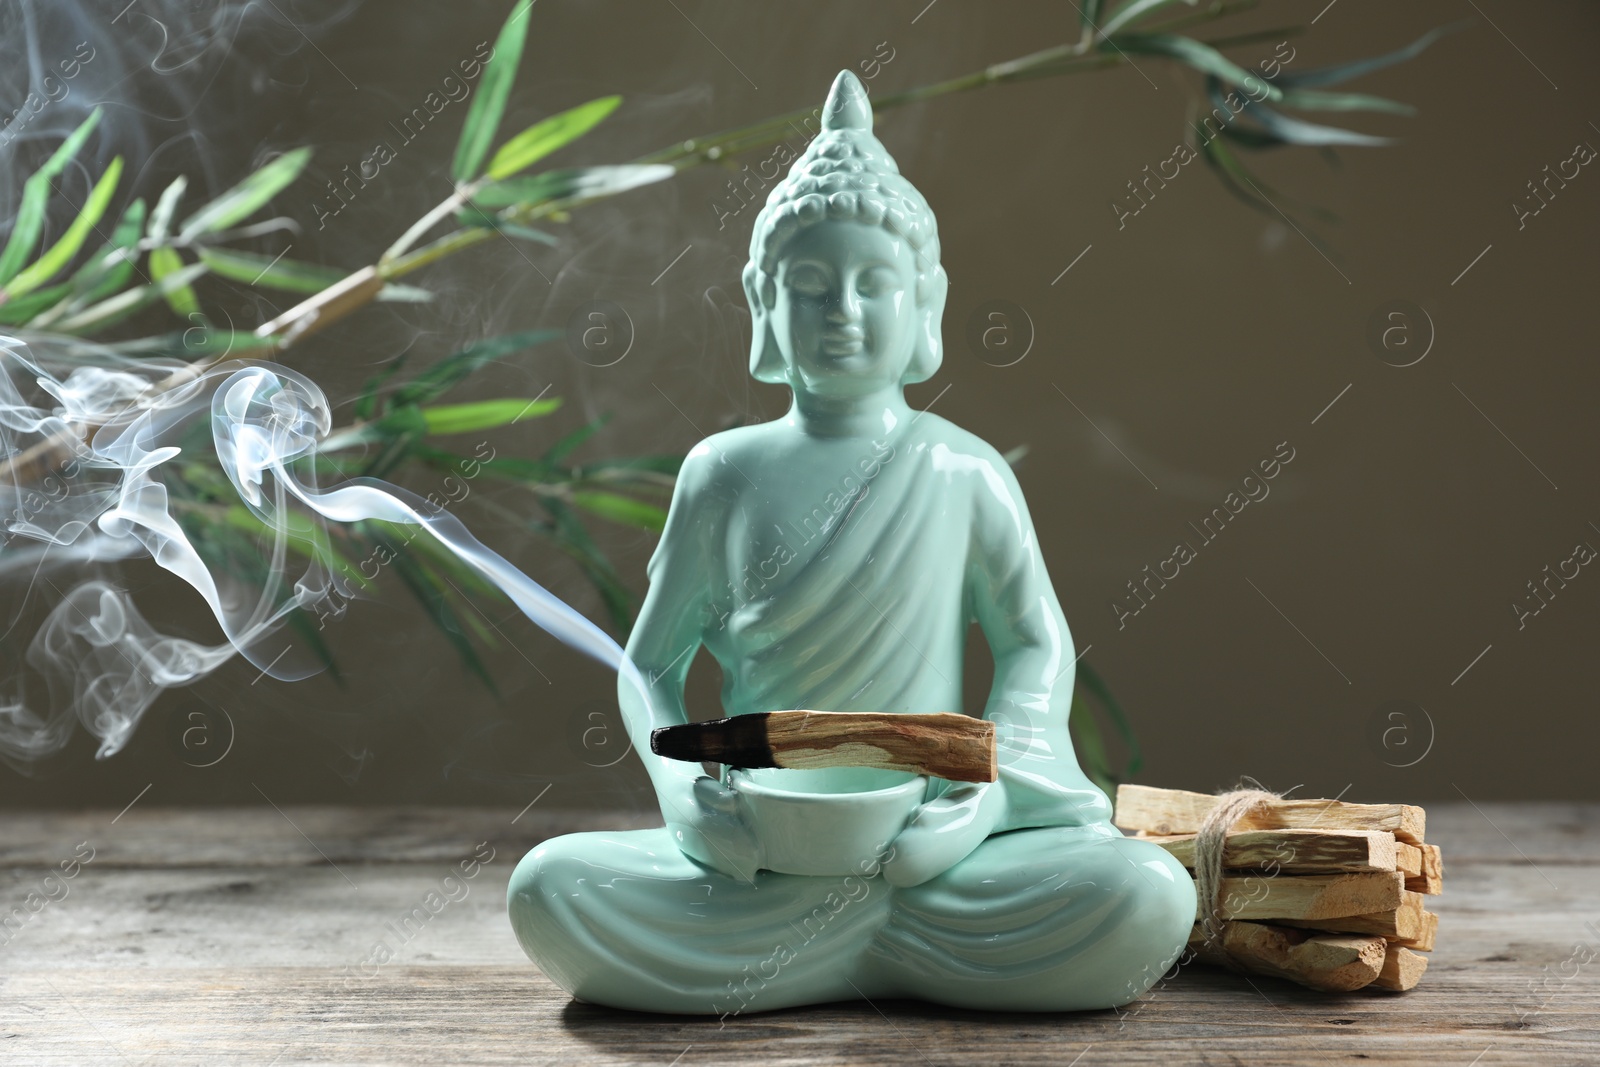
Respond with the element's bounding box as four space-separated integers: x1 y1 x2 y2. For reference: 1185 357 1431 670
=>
651 715 776 768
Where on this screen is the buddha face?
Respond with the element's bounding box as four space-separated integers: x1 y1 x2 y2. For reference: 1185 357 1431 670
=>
768 221 919 399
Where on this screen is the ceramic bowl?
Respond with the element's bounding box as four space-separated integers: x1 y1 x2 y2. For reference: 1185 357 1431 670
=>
729 765 926 877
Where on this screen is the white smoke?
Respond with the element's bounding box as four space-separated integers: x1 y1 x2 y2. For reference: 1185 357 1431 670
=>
0 331 650 764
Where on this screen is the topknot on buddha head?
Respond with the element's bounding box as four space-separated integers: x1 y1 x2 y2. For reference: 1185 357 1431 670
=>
743 69 948 386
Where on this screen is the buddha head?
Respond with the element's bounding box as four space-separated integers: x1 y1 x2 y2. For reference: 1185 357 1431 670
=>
742 70 949 401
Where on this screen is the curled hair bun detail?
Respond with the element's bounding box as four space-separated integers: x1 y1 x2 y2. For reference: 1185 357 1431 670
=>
748 69 940 288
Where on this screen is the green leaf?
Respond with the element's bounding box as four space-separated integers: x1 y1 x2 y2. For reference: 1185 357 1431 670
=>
1079 0 1104 31
1207 79 1394 148
177 147 311 239
1115 33 1283 101
148 246 202 319
53 261 209 334
390 329 562 407
68 198 146 306
381 535 499 693
1098 0 1195 40
472 164 674 209
540 497 636 634
453 206 560 244
1278 88 1414 115
487 95 623 180
3 156 124 299
353 356 409 421
197 246 344 292
1075 655 1139 780
219 504 372 591
571 490 667 532
543 414 608 463
195 246 429 303
420 397 562 435
0 108 102 286
0 282 73 325
1068 689 1114 797
1277 24 1461 90
452 0 534 182
147 176 188 241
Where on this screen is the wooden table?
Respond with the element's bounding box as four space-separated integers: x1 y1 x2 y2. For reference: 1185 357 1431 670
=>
2 803 1595 1065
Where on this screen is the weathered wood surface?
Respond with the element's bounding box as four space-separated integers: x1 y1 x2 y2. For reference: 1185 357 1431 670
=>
2 802 1597 1065
1114 785 1428 845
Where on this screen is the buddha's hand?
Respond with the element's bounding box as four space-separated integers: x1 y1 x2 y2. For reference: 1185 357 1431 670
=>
664 776 767 884
881 780 1006 888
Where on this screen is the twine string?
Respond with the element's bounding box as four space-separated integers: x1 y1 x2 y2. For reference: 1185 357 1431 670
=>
1194 784 1283 945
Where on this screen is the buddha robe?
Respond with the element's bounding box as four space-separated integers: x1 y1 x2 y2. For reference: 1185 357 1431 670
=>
507 413 1195 1014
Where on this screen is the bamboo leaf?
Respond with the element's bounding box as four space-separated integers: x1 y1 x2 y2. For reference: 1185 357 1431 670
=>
0 282 74 325
3 156 124 299
1068 689 1114 796
1278 87 1415 115
219 503 371 591
390 329 562 407
383 537 499 693
1098 0 1196 40
197 246 343 292
1208 79 1394 148
542 414 608 463
353 356 409 421
66 198 146 307
0 108 102 285
147 176 188 241
541 497 635 634
1115 33 1283 101
452 0 534 182
177 147 312 239
1075 659 1143 779
1276 24 1461 90
571 490 667 532
472 164 674 209
453 206 560 244
487 95 624 180
148 246 202 318
195 246 431 303
420 397 562 435
54 261 209 334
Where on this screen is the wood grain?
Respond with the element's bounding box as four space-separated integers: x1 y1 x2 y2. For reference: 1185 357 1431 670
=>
764 711 997 782
1142 829 1399 873
1 803 1595 1065
1207 871 1405 922
1187 922 1386 992
1115 785 1426 845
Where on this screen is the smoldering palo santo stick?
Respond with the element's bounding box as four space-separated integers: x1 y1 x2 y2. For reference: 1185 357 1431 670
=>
651 711 998 783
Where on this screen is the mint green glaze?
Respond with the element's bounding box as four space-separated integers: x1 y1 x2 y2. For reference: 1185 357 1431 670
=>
508 69 1195 1014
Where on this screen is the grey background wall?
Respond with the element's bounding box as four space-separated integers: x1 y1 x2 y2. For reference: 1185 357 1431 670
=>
3 0 1597 810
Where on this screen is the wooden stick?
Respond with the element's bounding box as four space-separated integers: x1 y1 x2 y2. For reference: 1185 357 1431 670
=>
1278 890 1425 940
1115 785 1425 845
1395 910 1438 952
1188 921 1385 992
651 711 997 783
1396 841 1423 877
1407 844 1443 895
1372 945 1429 991
1205 871 1405 923
1142 829 1398 873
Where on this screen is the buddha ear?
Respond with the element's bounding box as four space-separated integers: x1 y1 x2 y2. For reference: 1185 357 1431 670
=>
903 265 948 385
742 261 788 384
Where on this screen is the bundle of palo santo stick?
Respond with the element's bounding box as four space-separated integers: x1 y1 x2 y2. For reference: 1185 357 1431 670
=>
1114 785 1442 993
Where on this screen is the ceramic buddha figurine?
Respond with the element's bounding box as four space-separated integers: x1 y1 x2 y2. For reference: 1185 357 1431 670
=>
507 69 1195 1015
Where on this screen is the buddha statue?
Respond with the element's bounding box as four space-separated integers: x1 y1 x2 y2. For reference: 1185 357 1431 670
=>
507 69 1195 1015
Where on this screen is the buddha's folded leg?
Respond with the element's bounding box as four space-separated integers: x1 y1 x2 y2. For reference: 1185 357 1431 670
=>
862 825 1196 1012
507 828 896 1015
